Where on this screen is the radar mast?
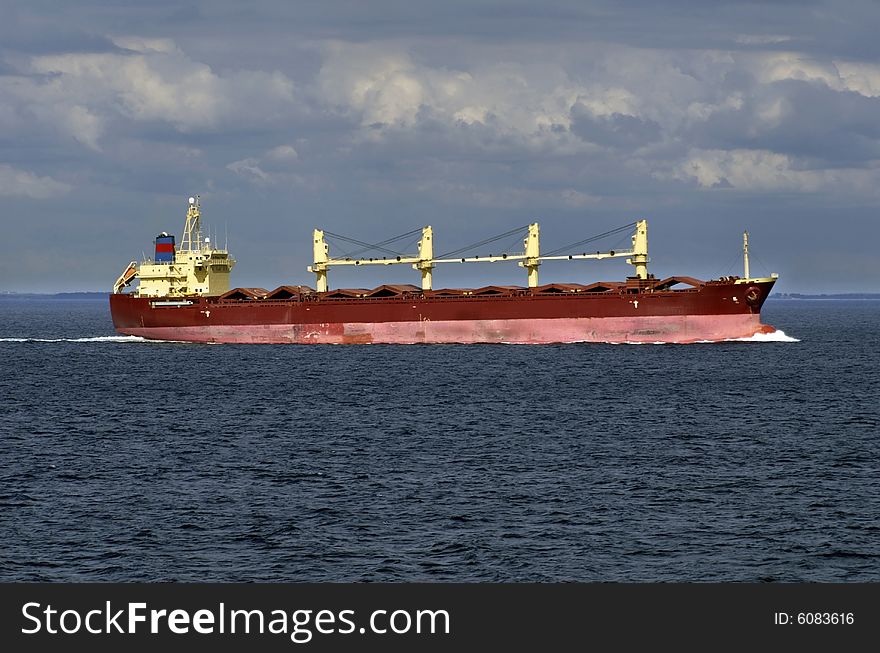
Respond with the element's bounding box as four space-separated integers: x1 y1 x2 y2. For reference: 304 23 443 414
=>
180 195 202 252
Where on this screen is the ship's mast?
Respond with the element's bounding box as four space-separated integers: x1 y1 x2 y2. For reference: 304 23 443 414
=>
629 220 648 280
519 223 541 287
415 227 435 290
310 226 437 291
312 228 329 293
180 196 202 253
309 221 650 291
743 230 750 280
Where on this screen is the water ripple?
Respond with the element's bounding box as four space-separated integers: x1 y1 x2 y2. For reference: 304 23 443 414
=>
0 299 877 581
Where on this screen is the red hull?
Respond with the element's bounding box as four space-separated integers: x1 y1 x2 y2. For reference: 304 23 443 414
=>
110 279 776 344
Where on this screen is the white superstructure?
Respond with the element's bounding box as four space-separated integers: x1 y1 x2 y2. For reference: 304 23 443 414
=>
113 196 235 297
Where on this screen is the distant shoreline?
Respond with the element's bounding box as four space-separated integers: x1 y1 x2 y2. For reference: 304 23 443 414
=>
770 293 880 300
0 292 106 300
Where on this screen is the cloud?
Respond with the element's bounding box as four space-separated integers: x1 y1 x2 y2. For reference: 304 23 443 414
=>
2 1 880 293
29 49 296 131
570 108 662 149
316 44 445 127
667 148 879 195
6 32 878 199
29 51 222 130
0 164 71 199
313 41 712 149
386 178 601 210
685 74 880 165
62 105 103 150
315 42 647 158
266 144 299 160
110 35 178 54
751 52 880 98
734 34 792 46
308 40 880 199
225 143 303 186
226 157 270 183
0 38 299 152
836 61 880 97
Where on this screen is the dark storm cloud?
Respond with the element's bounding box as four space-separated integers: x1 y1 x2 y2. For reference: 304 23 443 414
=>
0 0 879 293
0 5 120 57
570 108 663 149
690 79 880 165
5 1 874 58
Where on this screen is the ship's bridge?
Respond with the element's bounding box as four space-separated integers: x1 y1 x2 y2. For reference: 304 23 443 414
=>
113 196 235 297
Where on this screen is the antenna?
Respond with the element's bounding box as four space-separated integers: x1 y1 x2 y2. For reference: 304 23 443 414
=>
181 194 202 252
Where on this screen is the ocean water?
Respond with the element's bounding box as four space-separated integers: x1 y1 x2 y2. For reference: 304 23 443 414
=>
0 298 877 582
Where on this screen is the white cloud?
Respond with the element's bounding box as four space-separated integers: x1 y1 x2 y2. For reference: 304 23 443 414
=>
4 33 880 211
315 42 634 154
668 148 879 194
313 42 749 148
835 61 880 98
313 41 880 153
310 40 880 202
752 53 843 89
266 144 299 160
62 105 103 150
382 177 600 210
750 52 880 98
226 158 270 183
31 51 226 129
452 105 488 125
574 87 640 119
226 144 301 186
316 44 431 127
0 164 71 199
1 39 298 150
686 93 744 121
110 35 178 54
735 34 792 46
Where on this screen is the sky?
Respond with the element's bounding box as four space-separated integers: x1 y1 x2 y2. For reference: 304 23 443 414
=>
1 0 879 293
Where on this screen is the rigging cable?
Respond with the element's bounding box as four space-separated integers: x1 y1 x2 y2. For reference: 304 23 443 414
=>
542 222 637 257
436 224 531 259
325 227 424 260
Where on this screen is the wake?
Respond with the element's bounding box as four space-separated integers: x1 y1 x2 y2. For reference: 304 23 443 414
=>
0 335 148 343
607 328 800 345
727 329 800 343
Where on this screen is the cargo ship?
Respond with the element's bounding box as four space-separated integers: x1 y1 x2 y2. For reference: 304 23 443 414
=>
110 196 778 344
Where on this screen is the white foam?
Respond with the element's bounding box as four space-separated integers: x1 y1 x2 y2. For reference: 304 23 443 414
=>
0 335 147 343
603 328 800 345
69 335 148 343
728 329 800 343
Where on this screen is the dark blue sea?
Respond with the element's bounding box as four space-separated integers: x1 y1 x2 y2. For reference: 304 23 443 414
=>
1 298 877 582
